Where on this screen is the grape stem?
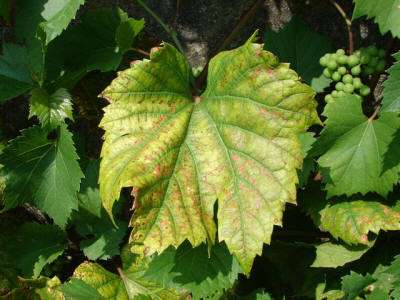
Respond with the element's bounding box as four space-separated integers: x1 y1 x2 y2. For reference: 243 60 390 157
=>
368 103 380 121
328 0 354 54
129 47 150 57
135 0 185 55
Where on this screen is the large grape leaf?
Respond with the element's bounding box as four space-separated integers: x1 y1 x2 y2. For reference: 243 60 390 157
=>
353 0 400 38
316 95 400 197
46 7 144 89
264 16 332 92
0 43 36 102
0 124 83 226
1 223 67 278
40 0 85 44
29 87 74 129
142 241 241 300
99 38 319 273
382 52 400 113
71 249 185 300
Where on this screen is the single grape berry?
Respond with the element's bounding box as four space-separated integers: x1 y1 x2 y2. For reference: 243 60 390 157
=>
376 61 386 72
337 66 346 75
332 90 339 97
348 55 360 67
337 91 346 97
319 56 329 66
369 57 379 68
332 72 341 81
351 65 361 75
360 86 371 96
364 66 374 75
378 49 386 58
366 45 378 56
335 82 344 91
336 49 345 55
327 60 338 70
343 83 354 93
361 53 371 65
342 74 353 84
325 94 334 102
353 78 363 89
323 68 332 78
337 55 347 65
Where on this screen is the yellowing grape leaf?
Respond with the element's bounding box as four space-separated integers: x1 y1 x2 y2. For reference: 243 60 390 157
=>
99 37 319 273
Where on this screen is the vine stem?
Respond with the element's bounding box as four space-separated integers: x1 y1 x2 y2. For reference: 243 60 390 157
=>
368 104 380 121
129 47 150 57
195 0 263 90
135 0 185 55
329 0 354 54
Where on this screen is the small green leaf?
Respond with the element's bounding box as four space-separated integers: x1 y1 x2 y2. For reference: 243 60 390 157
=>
1 223 67 278
46 7 144 89
318 199 400 245
317 95 400 197
342 271 375 299
311 242 371 268
0 44 35 102
143 241 242 300
62 278 104 300
0 124 83 226
99 39 318 273
264 16 332 89
381 51 400 113
29 88 74 129
40 0 85 44
353 0 400 38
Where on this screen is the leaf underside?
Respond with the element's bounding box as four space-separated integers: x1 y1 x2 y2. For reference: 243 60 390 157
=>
99 39 318 273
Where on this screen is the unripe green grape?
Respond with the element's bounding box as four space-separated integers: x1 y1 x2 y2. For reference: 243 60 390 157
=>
332 72 341 81
348 55 360 67
376 60 386 72
361 53 371 64
354 50 361 57
325 94 334 102
335 82 344 91
337 91 346 97
342 74 353 84
364 66 374 75
323 68 332 78
369 57 379 68
327 60 338 70
332 90 339 97
337 55 347 65
368 45 378 56
351 65 361 75
343 83 354 93
336 49 345 55
360 86 371 96
319 56 329 66
353 78 363 89
378 49 386 58
338 66 347 75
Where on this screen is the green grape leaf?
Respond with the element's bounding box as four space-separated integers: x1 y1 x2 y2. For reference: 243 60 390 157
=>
317 199 400 245
72 249 185 300
99 38 318 273
317 95 400 197
40 0 85 44
46 7 144 89
342 271 375 299
1 223 67 278
298 132 316 187
264 16 332 90
72 160 128 261
311 242 371 268
0 124 83 226
62 279 104 300
382 51 400 113
29 88 74 129
0 44 36 102
353 0 400 38
143 241 241 300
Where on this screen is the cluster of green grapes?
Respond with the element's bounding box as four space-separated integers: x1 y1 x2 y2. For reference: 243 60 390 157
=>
319 46 386 102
